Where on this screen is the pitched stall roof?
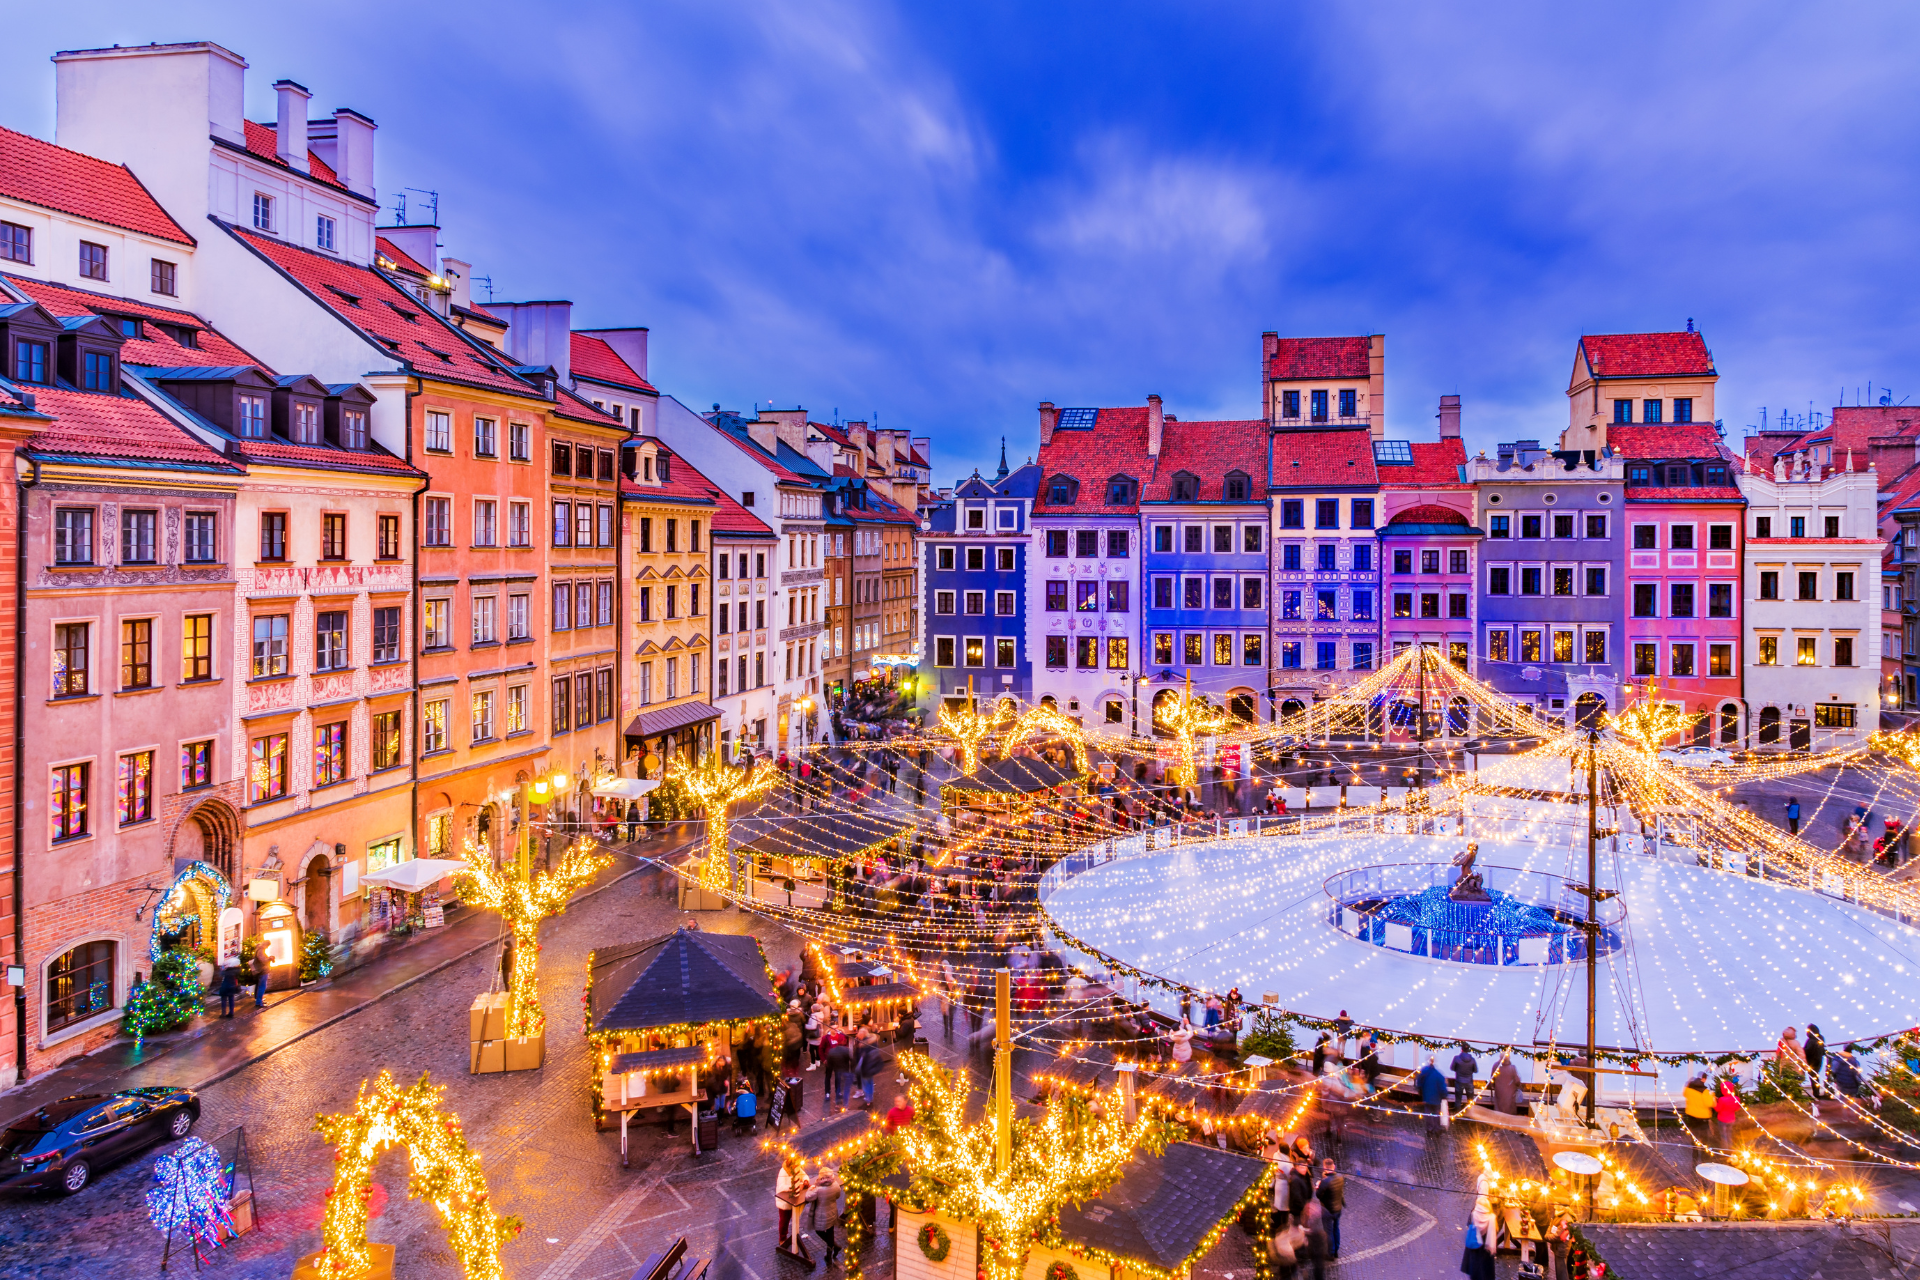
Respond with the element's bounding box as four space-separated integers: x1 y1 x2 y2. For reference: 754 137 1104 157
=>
589 928 781 1034
1269 427 1378 488
18 383 240 471
1055 1142 1269 1273
571 333 656 392
6 275 265 369
733 810 915 864
1035 406 1149 514
1577 331 1715 379
1580 1221 1920 1279
228 226 539 397
0 125 194 245
1142 419 1268 503
1266 336 1371 380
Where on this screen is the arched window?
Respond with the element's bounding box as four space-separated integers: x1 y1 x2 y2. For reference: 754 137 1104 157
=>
1229 693 1256 723
1719 703 1740 744
46 940 116 1032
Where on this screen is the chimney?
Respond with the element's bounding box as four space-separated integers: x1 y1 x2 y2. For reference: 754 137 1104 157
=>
1039 401 1059 446
381 225 439 278
1438 394 1461 440
491 301 574 383
911 437 930 470
1147 394 1164 459
746 416 780 456
273 79 311 171
1368 333 1386 440
329 107 377 199
760 408 810 455
441 257 471 310
577 328 649 386
1262 331 1279 422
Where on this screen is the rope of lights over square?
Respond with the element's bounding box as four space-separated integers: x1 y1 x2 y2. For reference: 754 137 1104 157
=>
456 837 610 1040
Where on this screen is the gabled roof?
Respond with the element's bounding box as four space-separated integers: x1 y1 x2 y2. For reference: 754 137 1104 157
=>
130 366 425 479
238 119 350 195
373 235 430 277
620 441 723 508
15 382 240 472
1035 407 1149 514
1266 335 1370 380
1608 423 1724 458
5 274 264 369
1577 331 1715 380
1141 419 1268 503
571 333 656 393
1376 438 1468 488
588 929 780 1035
0 126 194 246
229 226 538 398
1269 426 1378 488
553 386 625 429
1580 1220 1920 1280
1055 1142 1268 1271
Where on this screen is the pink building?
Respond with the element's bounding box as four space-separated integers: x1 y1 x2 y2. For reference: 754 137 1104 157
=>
1375 399 1478 708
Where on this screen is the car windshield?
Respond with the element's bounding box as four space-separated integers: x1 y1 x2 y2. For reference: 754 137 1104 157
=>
0 1126 62 1160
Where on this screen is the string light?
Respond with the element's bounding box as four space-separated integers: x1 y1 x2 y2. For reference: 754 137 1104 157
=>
146 1136 234 1248
938 698 1008 776
669 754 780 890
1003 705 1092 775
457 838 610 1039
1153 688 1229 792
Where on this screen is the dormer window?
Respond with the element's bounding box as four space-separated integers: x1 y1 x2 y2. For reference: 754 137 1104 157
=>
159 323 198 349
292 402 321 444
109 317 140 339
12 339 47 384
82 350 115 392
1171 471 1199 501
1628 465 1650 485
342 409 368 449
1224 471 1250 501
78 241 107 281
658 454 671 482
1047 474 1079 505
237 394 268 439
1106 476 1136 505
252 193 275 233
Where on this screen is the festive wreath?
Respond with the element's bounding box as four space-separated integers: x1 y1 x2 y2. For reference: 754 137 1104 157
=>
919 1222 952 1262
1045 1262 1079 1280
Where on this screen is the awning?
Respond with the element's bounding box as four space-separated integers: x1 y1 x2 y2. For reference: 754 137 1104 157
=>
592 778 662 800
625 701 722 739
360 858 468 893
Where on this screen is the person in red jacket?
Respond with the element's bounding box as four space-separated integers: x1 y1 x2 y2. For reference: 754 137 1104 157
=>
1713 1080 1739 1150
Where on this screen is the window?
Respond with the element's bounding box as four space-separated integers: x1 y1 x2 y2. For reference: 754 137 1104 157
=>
1320 545 1339 571
1353 642 1373 670
599 582 615 626
510 422 531 461
45 940 114 1032
1553 514 1574 540
1394 549 1414 575
1393 592 1413 618
1552 630 1574 662
1612 399 1632 424
1797 637 1817 666
1191 578 1212 610
314 511 345 560
1642 399 1662 424
13 338 47 384
963 545 985 572
0 221 30 263
576 445 596 480
599 505 615 547
373 606 401 662
114 509 155 564
1758 635 1778 665
111 752 154 828
1708 524 1733 550
233 392 267 439
250 733 288 801
1670 583 1694 617
1520 567 1541 595
1151 577 1172 609
1320 589 1340 620
252 192 275 232
1420 592 1440 618
79 240 108 280
315 213 336 251
120 619 152 689
1586 566 1607 596
576 504 594 548
470 594 497 645
259 511 287 560
940 589 960 615
1340 388 1358 419
1708 583 1732 617
1283 544 1301 571
81 349 113 391
181 740 212 790
1634 643 1657 676
1633 583 1657 617
1669 524 1695 551
598 668 616 717
1835 636 1855 667
1184 526 1204 554
1790 516 1806 539
556 583 575 629
1281 641 1303 669
1241 577 1261 609
552 502 571 547
1488 630 1511 663
1488 567 1510 595
1816 702 1857 728
251 614 288 677
505 502 530 549
423 598 449 648
1315 499 1339 529
1759 571 1779 600
1670 643 1695 677
1489 515 1509 539
1310 390 1329 421
1105 581 1128 612
1208 633 1230 666
1585 631 1607 663
372 710 402 770
420 696 450 751
1797 571 1819 600
1352 590 1373 620
1280 500 1303 528
466 498 497 548
1212 578 1234 610
299 723 345 794
1709 643 1732 677
976 638 995 668
1107 529 1130 558
468 689 495 742
552 442 573 476
49 760 91 840
1521 514 1541 539
184 512 217 563
1449 593 1468 618
1836 571 1854 601
1633 524 1657 550
285 400 320 444
1755 516 1772 539
1450 549 1469 574
1588 513 1608 539
182 614 212 681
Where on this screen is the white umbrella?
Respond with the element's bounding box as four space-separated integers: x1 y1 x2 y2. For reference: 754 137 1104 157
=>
591 778 661 799
360 858 468 893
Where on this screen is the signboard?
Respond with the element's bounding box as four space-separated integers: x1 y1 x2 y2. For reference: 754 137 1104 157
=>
341 859 360 898
1220 745 1242 772
218 907 246 966
424 904 446 929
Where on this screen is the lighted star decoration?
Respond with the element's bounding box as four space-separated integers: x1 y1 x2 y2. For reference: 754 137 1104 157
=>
669 753 779 890
457 838 611 1039
885 1053 1170 1280
1002 705 1091 774
309 1071 521 1280
1604 683 1700 754
1154 689 1230 790
937 699 1008 776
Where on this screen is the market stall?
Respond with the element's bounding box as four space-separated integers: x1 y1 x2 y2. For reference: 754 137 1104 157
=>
734 810 919 910
359 857 467 936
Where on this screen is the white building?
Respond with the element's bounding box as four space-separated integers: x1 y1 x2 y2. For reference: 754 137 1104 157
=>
1736 452 1882 751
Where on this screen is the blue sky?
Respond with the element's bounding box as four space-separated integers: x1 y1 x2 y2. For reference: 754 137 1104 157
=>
6 2 1920 483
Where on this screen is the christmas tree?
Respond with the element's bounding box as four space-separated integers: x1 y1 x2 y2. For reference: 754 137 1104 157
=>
124 949 205 1046
299 929 334 982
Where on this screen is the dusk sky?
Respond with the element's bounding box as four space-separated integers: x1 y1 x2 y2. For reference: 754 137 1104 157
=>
5 2 1918 485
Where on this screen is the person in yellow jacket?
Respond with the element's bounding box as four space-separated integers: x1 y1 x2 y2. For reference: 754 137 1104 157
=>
1682 1074 1715 1140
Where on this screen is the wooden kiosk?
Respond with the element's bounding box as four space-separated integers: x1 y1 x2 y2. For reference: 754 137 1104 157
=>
585 927 783 1160
735 811 918 910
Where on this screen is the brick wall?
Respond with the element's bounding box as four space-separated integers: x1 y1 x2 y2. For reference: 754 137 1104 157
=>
0 437 17 1083
23 873 150 1075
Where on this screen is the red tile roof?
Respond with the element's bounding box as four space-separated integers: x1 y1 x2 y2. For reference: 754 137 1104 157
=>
230 227 537 397
21 384 237 469
1377 438 1468 488
240 120 348 193
1141 419 1269 502
5 274 264 369
456 301 500 322
570 333 655 392
1577 331 1714 379
1035 407 1149 513
1270 427 1378 488
619 443 775 541
374 235 431 277
232 436 423 477
1622 485 1744 502
1606 423 1723 458
1387 503 1470 526
553 386 625 429
0 125 193 245
1266 336 1371 380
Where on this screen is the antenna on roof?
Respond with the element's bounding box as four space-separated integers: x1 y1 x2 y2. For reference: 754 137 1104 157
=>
471 274 495 303
1686 318 1694 333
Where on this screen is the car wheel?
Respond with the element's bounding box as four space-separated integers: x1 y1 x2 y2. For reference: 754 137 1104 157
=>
169 1109 194 1138
59 1160 90 1195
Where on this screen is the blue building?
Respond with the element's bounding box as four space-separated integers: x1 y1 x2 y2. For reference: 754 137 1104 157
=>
919 460 1042 715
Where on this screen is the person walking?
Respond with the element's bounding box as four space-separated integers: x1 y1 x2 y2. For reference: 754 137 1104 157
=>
824 1024 853 1112
1316 1158 1345 1260
250 949 270 1008
1492 1052 1522 1115
1712 1080 1739 1150
1831 1043 1865 1098
1417 1054 1448 1131
1804 1023 1828 1098
1459 1193 1497 1280
855 1032 891 1109
1333 1011 1352 1062
1311 1033 1329 1078
808 1165 844 1265
1450 1046 1479 1110
805 1004 826 1070
1299 1196 1329 1280
1786 798 1801 836
217 966 240 1018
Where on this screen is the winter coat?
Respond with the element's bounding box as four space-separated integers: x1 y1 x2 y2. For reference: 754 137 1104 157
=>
1492 1058 1522 1114
1417 1063 1448 1104
1450 1050 1478 1083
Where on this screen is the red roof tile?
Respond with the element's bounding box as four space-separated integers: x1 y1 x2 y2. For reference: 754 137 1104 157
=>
1387 503 1469 526
1035 407 1149 513
22 384 237 469
1377 438 1468 488
374 235 431 277
231 436 423 477
457 301 500 322
1578 331 1714 379
1623 485 1744 502
1271 427 1378 488
1141 419 1268 503
1606 423 1723 458
6 274 264 369
240 120 348 193
230 227 536 397
570 333 655 392
0 125 193 246
553 386 625 428
1266 336 1371 380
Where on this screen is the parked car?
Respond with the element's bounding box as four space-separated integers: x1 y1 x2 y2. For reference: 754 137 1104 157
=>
1658 746 1735 769
0 1085 199 1195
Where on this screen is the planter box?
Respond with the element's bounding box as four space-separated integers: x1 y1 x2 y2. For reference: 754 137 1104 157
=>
470 1039 506 1074
294 1243 392 1280
469 992 507 1042
217 1189 254 1241
503 1031 545 1072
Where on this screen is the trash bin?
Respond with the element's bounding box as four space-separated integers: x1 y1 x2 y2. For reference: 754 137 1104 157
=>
784 1075 804 1118
697 1109 719 1152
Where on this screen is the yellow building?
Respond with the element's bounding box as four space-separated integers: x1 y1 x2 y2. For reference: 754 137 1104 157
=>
1263 333 1384 439
1560 329 1718 453
620 437 718 772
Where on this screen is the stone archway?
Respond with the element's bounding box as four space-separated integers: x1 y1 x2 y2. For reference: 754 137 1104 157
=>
302 851 332 940
171 797 241 882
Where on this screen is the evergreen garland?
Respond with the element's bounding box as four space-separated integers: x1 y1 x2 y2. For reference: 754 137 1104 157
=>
917 1221 951 1262
1044 1262 1078 1280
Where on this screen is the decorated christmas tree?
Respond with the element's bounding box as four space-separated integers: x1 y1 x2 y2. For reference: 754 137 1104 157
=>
298 928 334 983
125 948 205 1046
